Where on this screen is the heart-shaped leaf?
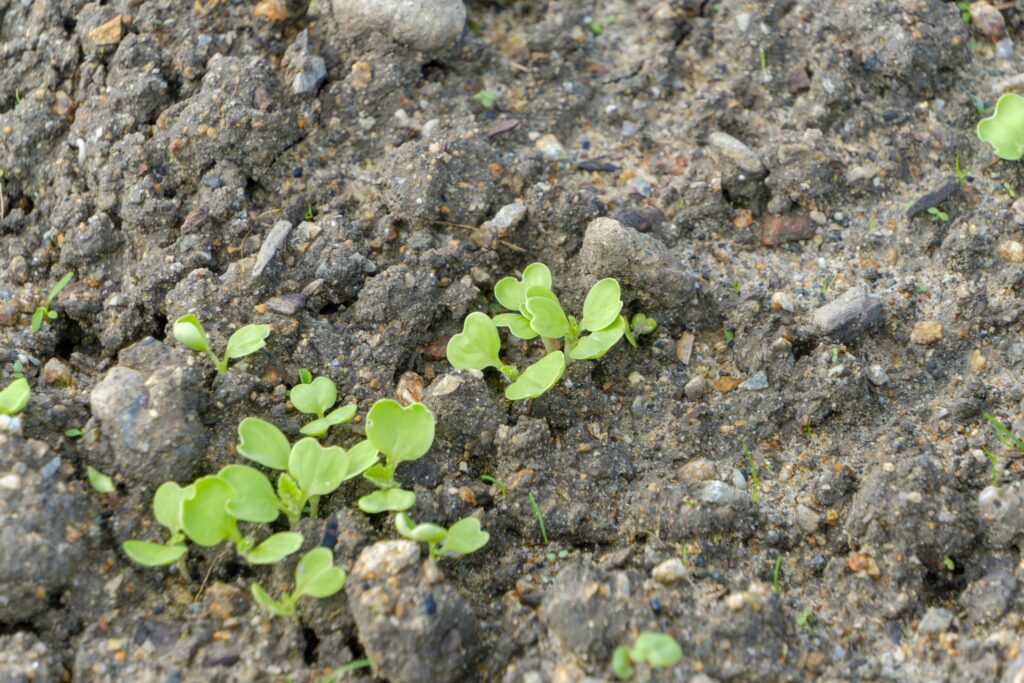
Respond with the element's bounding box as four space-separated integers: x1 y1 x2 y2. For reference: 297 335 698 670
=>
172 314 210 353
246 531 304 565
289 438 359 497
978 93 1024 161
630 312 657 336
294 547 348 599
395 513 448 544
365 399 435 465
358 488 417 514
153 481 192 533
580 278 623 332
495 263 552 312
181 476 237 547
290 376 336 416
505 351 565 400
238 417 290 470
632 632 683 668
492 312 539 340
0 377 30 415
225 324 271 360
525 295 570 338
446 312 503 371
569 317 626 360
219 464 280 523
300 404 356 437
439 517 490 556
123 540 187 567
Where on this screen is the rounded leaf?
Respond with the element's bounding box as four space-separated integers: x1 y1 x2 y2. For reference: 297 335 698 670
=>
446 312 503 371
0 377 31 415
294 547 348 599
153 481 192 533
569 317 626 361
172 314 210 353
524 296 570 338
630 312 657 336
289 438 351 497
580 278 623 332
395 513 448 544
505 352 565 401
181 476 237 547
521 263 552 291
494 276 525 311
978 93 1024 161
246 531 304 565
358 488 417 514
224 324 271 360
439 517 490 556
365 399 435 464
123 540 187 567
219 464 280 523
290 376 337 416
346 439 382 476
632 632 682 668
238 417 290 470
300 404 356 437
86 466 115 494
611 646 634 680
492 312 539 340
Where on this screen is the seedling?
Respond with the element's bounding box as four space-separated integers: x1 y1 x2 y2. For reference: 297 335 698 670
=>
927 207 949 222
237 418 378 524
611 631 683 680
982 412 1024 452
957 1 970 24
0 377 29 415
529 491 549 544
251 547 347 618
978 93 1024 160
304 204 315 221
1005 181 1017 198
796 608 814 633
395 513 490 559
357 399 435 513
123 481 193 571
772 556 782 592
447 263 654 400
289 373 356 437
473 90 498 108
758 46 767 72
65 428 83 438
954 156 971 187
86 466 114 494
983 448 999 487
481 473 507 497
743 442 759 504
172 314 271 373
943 556 956 571
587 20 603 35
31 271 74 333
316 660 373 682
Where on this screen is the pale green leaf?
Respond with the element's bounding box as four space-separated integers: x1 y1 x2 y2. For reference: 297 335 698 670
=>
492 312 539 340
978 93 1024 161
524 295 570 338
219 464 280 523
395 513 448 544
505 351 565 400
251 582 293 617
290 376 336 416
237 417 290 470
569 317 626 360
358 488 417 513
47 272 75 305
440 517 490 556
181 476 237 547
246 532 304 565
224 324 271 360
289 438 351 497
446 311 503 371
31 308 45 333
300 404 356 437
86 466 115 494
365 399 435 465
580 278 623 332
0 377 30 415
632 632 682 668
153 481 191 533
172 314 210 353
123 540 186 567
294 547 347 599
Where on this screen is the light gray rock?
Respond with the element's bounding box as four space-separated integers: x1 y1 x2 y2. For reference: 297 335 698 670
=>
253 220 293 278
285 30 327 96
708 131 765 174
811 287 882 343
324 0 466 53
917 607 954 635
740 371 769 391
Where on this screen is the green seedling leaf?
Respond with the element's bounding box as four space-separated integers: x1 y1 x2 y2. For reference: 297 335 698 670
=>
181 476 237 547
123 540 187 567
298 368 312 384
580 278 622 332
277 472 304 507
505 351 565 400
246 531 304 564
46 310 57 320
290 438 361 497
362 463 393 488
30 307 45 333
47 272 74 305
251 582 293 617
172 314 210 353
65 428 83 438
238 417 290 470
86 466 115 494
524 294 570 338
978 93 1024 160
365 399 435 465
494 263 552 312
346 439 381 476
294 547 348 599
219 464 280 523
290 376 336 416
224 324 271 360
632 631 683 668
492 312 539 340
0 377 30 415
300 404 356 437
612 646 634 680
153 481 192 533
358 488 417 513
447 311 503 371
570 317 626 360
439 517 490 557
395 513 448 544
631 312 657 336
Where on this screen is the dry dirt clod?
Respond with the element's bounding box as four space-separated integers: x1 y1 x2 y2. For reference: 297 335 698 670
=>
910 320 943 345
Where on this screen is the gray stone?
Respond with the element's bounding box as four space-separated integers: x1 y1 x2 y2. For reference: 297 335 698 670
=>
866 364 889 386
684 375 708 400
811 288 882 343
739 371 769 391
323 0 467 53
540 562 632 664
795 504 821 533
422 371 504 453
0 631 62 682
700 480 747 505
708 131 765 174
253 220 293 278
917 607 954 635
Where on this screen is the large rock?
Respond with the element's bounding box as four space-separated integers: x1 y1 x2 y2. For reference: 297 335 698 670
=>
323 0 466 53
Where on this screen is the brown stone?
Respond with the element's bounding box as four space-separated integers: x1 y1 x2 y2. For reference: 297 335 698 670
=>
88 15 130 46
969 1 1006 40
761 214 815 246
351 61 373 90
786 67 811 94
396 371 424 406
714 376 741 393
997 240 1024 263
910 320 943 345
424 335 450 361
254 0 289 21
42 358 72 386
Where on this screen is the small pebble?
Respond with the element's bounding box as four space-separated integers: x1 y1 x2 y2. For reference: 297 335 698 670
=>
866 364 889 385
652 558 687 584
917 607 954 635
998 240 1024 263
535 134 567 161
910 320 943 345
771 292 794 313
739 371 769 391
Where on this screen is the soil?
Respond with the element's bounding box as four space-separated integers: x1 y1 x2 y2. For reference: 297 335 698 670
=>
3 0 1024 681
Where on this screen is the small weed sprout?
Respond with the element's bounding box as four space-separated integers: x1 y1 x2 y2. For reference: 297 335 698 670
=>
957 1 970 24
927 207 949 222
772 556 782 592
172 314 271 374
481 473 507 497
86 466 115 494
357 399 435 514
473 90 498 108
796 608 814 632
0 377 30 415
395 513 490 559
954 156 971 187
529 491 549 544
943 556 956 571
289 373 356 437
743 442 759 504
447 263 654 400
977 93 1024 160
983 448 999 487
982 412 1024 452
252 547 347 618
237 418 378 524
611 632 683 680
32 272 74 333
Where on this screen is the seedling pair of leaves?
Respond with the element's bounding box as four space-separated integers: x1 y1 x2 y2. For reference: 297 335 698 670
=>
357 399 436 514
173 314 271 374
611 631 683 680
123 475 305 569
0 377 30 415
252 547 347 618
447 263 655 400
290 371 356 437
237 417 378 525
395 513 489 559
978 93 1024 161
31 272 74 333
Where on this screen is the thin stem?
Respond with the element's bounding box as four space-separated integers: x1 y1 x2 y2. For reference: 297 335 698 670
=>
207 349 224 372
176 553 192 582
309 495 319 519
541 337 559 354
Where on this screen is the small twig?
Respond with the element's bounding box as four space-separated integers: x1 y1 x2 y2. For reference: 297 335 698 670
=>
499 239 527 253
193 548 231 602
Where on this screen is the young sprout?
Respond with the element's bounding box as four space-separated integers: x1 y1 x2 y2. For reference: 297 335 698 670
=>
529 491 549 544
236 417 378 524
982 412 1024 452
251 547 347 618
0 377 30 415
447 263 654 400
289 373 356 437
86 466 115 494
357 399 435 513
473 90 498 108
123 481 193 570
743 442 759 504
796 608 814 632
394 513 490 559
927 207 949 222
31 271 74 333
978 93 1024 160
772 556 782 592
172 314 271 373
983 448 999 487
611 632 683 680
